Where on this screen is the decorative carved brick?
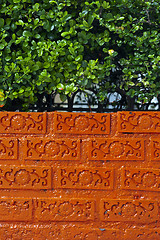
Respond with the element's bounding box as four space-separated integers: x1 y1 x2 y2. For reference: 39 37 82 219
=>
0 227 35 240
34 198 95 221
89 138 144 160
0 138 18 160
118 111 160 133
121 168 160 191
36 226 61 240
0 112 46 134
151 139 160 160
56 167 114 190
0 111 160 230
0 198 32 221
63 227 121 240
0 165 51 189
100 199 158 222
24 138 80 160
125 229 160 240
0 225 61 240
54 112 110 134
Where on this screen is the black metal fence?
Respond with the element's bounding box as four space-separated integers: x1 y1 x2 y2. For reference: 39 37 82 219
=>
2 90 160 112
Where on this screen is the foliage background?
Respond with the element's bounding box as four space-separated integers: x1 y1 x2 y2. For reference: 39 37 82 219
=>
0 0 160 111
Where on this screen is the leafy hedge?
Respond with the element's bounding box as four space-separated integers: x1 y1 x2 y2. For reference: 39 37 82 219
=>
0 0 160 110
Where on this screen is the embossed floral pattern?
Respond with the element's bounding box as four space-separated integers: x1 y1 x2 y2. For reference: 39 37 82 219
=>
35 199 94 221
25 138 80 160
14 170 31 185
0 199 32 221
151 139 160 160
138 115 152 129
118 112 160 132
10 114 26 130
78 170 93 185
101 200 158 222
58 167 113 189
142 172 156 187
126 229 160 240
109 141 124 157
0 166 51 189
0 139 17 159
55 112 110 134
74 116 90 131
0 227 61 240
90 138 144 160
1 229 34 240
58 202 73 216
62 228 120 240
36 228 61 240
122 168 160 191
0 112 46 133
121 203 136 217
44 141 60 156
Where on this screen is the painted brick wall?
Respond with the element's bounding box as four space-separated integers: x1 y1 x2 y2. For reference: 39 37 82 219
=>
0 111 159 239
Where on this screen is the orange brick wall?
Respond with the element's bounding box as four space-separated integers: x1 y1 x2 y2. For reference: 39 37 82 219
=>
0 111 160 239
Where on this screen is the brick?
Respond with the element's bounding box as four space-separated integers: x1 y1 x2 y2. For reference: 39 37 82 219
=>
34 198 95 221
118 111 160 133
0 112 46 134
151 139 160 160
54 112 110 134
0 138 18 160
0 165 51 189
100 199 158 222
56 167 114 190
125 229 160 240
1 110 160 230
121 168 160 191
0 198 32 221
62 227 121 240
36 226 61 240
24 138 80 160
0 227 35 240
0 225 61 240
89 138 144 160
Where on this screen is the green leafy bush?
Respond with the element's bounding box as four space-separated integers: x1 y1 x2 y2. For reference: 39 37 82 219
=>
0 0 160 110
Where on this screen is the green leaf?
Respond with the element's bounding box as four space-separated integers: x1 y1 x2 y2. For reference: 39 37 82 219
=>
60 94 67 102
33 3 40 11
35 34 41 39
44 62 50 68
0 18 4 28
57 83 64 90
23 31 32 37
105 13 114 21
34 18 39 25
12 34 16 40
102 1 110 9
75 55 82 61
19 89 25 94
83 20 89 27
88 14 94 26
0 42 6 50
61 32 69 37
